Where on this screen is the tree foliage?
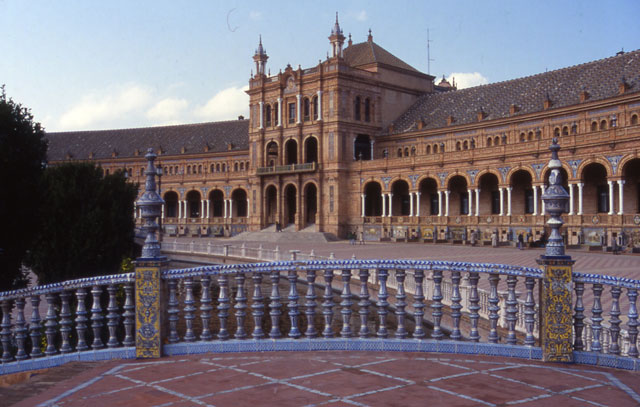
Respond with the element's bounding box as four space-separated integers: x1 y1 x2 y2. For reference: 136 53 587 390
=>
26 163 138 285
0 86 48 291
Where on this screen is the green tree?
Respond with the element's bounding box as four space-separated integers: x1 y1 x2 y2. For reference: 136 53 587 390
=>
0 86 48 291
26 163 138 284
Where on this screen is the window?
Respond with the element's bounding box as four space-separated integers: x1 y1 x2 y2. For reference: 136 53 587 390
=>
397 148 402 158
535 130 541 139
554 127 560 137
265 105 272 127
303 98 310 121
597 185 609 213
354 96 361 121
216 163 220 172
234 162 239 171
591 121 598 131
222 163 226 172
491 191 500 214
288 103 295 124
210 164 214 173
519 132 525 142
463 141 468 150
364 98 371 122
312 96 318 120
571 124 578 134
404 147 409 157
494 136 500 145
487 137 492 147
528 131 533 141
631 114 638 126
600 120 607 130
426 145 431 154
562 126 569 136
525 189 534 214
456 141 461 151
411 146 416 156
240 162 244 171
433 144 439 153
274 103 279 126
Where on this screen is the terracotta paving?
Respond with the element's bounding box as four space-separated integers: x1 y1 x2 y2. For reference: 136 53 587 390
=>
7 351 640 407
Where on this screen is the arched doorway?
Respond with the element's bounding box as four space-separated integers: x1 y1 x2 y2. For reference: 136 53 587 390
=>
163 191 178 218
232 189 248 217
580 163 608 214
391 180 410 216
304 137 318 163
265 185 277 225
185 190 201 218
478 173 500 215
622 159 640 214
209 189 224 217
284 139 298 165
304 183 317 226
284 184 297 226
266 141 278 167
510 170 533 214
354 134 371 160
364 182 382 216
448 176 469 215
418 177 439 216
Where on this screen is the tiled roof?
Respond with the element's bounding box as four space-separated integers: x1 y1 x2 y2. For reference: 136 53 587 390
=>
391 49 640 134
344 40 420 73
46 120 249 162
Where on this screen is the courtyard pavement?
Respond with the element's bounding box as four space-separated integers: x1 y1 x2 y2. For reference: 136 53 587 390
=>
3 239 640 406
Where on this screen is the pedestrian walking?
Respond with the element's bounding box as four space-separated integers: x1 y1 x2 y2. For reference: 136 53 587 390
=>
517 233 524 250
358 229 365 245
491 231 498 248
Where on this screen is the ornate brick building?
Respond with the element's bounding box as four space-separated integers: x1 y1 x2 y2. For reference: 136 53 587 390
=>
47 17 640 250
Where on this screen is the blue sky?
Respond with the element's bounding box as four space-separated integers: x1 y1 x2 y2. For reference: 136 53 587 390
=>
2 0 639 132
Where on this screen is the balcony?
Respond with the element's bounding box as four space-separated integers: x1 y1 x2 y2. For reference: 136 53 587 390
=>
256 161 316 175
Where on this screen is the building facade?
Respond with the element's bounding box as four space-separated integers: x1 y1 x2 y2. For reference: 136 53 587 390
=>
47 17 640 250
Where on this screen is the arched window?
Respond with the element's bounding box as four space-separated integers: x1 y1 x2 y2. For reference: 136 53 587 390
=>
404 147 409 157
397 148 402 158
303 98 310 121
234 162 239 172
528 131 533 141
494 136 500 145
562 126 569 136
198 165 202 174
440 143 446 153
554 127 560 137
631 114 639 126
411 146 416 156
187 166 192 175
265 104 272 127
519 132 525 142
591 121 598 132
487 137 492 147
222 163 226 172
210 164 214 173
600 119 607 130
426 145 431 154
571 124 578 134
216 163 220 172
364 98 371 122
240 162 244 171
312 96 318 120
354 96 361 121
456 141 461 151
433 144 439 153
463 140 468 150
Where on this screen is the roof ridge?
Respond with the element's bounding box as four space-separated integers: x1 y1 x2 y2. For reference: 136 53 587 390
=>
47 119 249 135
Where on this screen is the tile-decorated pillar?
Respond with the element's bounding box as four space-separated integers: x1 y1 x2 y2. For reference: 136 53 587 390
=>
537 138 574 363
135 149 168 359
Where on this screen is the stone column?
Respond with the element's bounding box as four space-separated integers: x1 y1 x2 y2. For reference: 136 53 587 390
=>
577 182 584 215
541 187 546 215
475 188 480 216
381 194 386 217
533 185 538 216
499 188 504 216
296 94 302 124
201 200 205 219
537 138 573 363
277 98 283 126
416 192 421 217
568 184 574 215
206 200 211 218
178 200 182 219
438 190 443 216
608 180 614 215
467 189 473 216
229 199 234 219
135 149 167 359
409 192 414 217
361 194 365 217
444 190 450 217
370 140 374 160
317 90 323 121
617 180 625 215
507 187 512 216
388 193 393 217
223 199 228 218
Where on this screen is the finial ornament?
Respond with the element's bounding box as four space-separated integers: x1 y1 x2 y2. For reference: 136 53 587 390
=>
136 148 165 260
541 137 569 258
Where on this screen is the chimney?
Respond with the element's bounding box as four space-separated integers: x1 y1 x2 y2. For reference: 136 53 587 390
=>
619 77 630 94
509 104 519 115
447 115 455 126
579 90 589 102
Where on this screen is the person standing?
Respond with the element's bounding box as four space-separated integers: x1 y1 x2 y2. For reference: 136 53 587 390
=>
491 230 498 248
517 233 524 250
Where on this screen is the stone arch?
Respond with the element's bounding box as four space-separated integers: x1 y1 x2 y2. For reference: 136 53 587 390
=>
621 158 640 214
614 154 636 177
231 188 248 218
265 140 279 167
264 184 278 225
284 138 298 165
303 135 318 163
283 183 297 226
475 169 501 187
576 158 613 180
185 190 201 218
390 179 410 216
208 189 224 217
163 191 179 218
510 170 534 215
443 172 471 188
477 172 500 215
448 175 469 215
418 176 439 215
579 162 609 214
506 166 536 185
302 181 318 226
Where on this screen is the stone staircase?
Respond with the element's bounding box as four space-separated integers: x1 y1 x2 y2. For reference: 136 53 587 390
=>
229 224 338 243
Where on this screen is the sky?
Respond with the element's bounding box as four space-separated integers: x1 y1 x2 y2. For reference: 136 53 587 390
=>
2 0 639 132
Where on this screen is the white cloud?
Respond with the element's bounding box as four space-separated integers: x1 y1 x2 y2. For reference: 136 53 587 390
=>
58 84 152 130
446 72 489 89
355 10 368 21
195 86 249 122
146 98 189 122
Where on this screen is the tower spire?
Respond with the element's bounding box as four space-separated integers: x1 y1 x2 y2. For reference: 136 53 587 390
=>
329 12 345 59
253 35 268 76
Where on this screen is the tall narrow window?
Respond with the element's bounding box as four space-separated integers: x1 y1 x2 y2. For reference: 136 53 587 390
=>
354 96 361 121
364 98 371 122
312 96 318 120
303 98 310 121
265 104 272 127
288 103 295 124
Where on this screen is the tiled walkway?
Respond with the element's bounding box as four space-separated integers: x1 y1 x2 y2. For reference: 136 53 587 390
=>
9 351 640 407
